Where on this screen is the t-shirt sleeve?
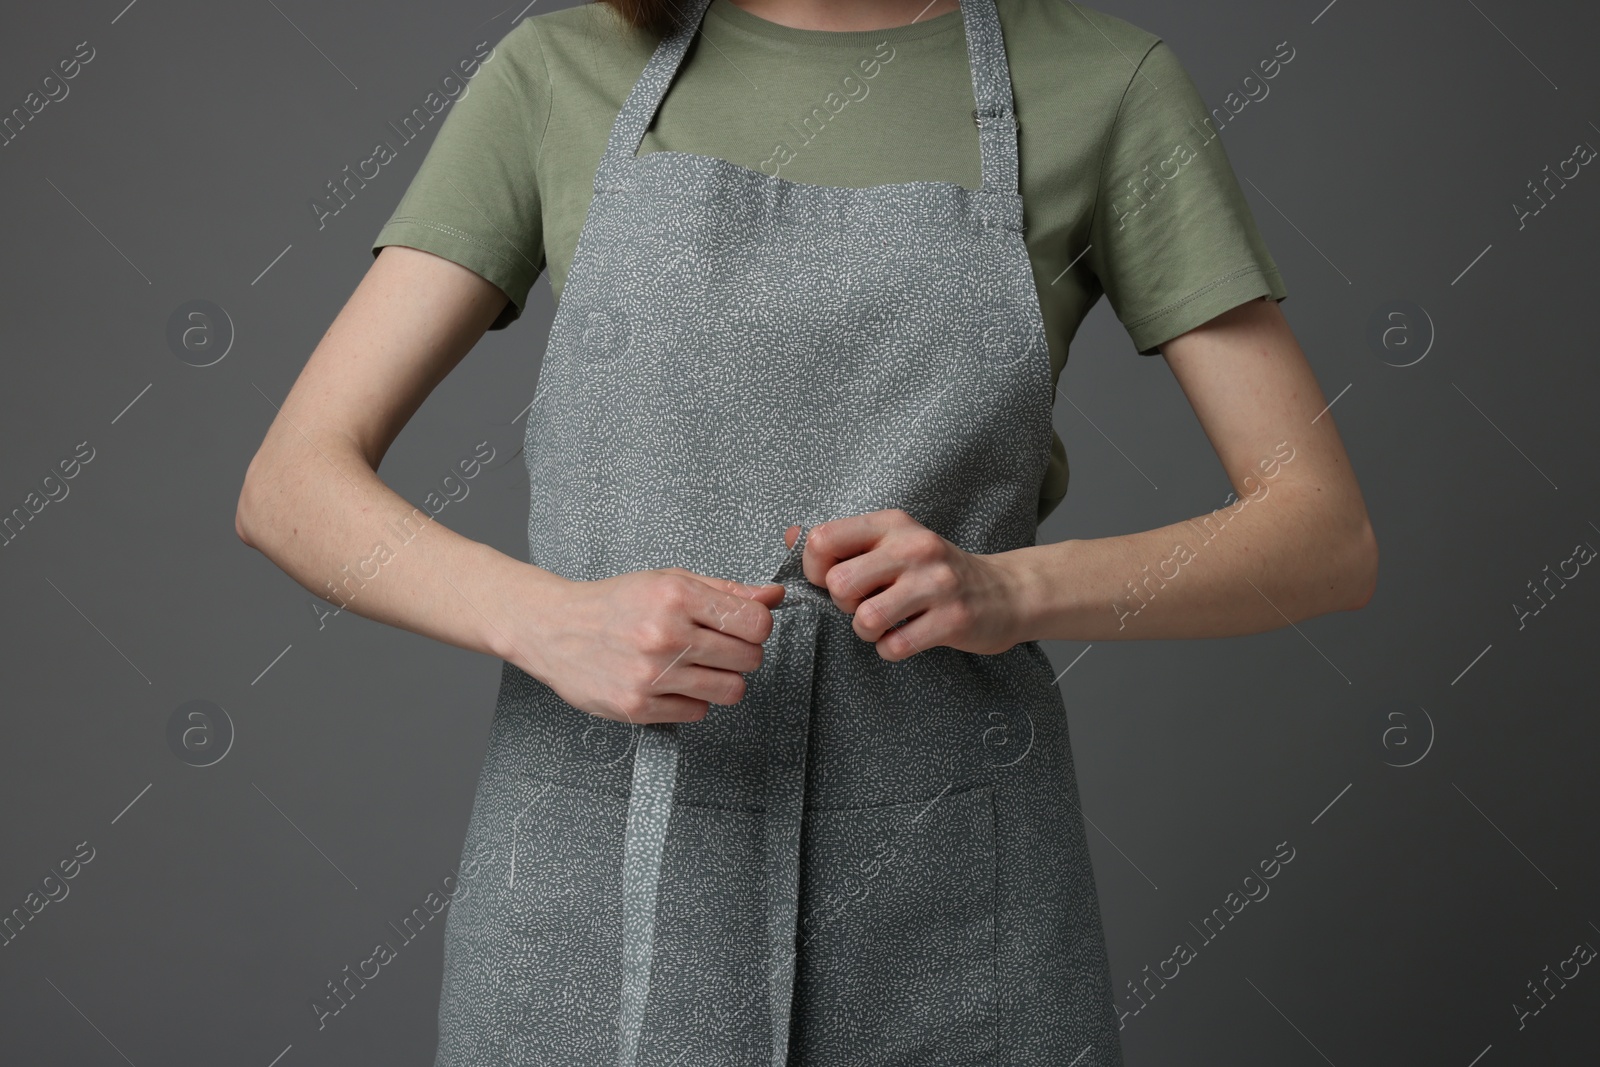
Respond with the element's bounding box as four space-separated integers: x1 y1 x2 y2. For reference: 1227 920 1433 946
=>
1086 39 1289 356
371 21 550 332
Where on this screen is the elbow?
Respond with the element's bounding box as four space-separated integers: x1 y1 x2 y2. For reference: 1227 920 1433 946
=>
235 457 267 551
235 500 255 550
1342 515 1379 612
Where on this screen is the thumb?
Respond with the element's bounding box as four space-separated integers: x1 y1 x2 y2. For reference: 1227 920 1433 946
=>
686 571 786 603
728 580 787 606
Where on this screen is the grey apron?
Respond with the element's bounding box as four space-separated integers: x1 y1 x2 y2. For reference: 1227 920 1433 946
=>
433 1 1124 1064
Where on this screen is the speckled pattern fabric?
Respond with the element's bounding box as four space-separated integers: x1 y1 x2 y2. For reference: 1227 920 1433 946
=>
433 0 1125 1063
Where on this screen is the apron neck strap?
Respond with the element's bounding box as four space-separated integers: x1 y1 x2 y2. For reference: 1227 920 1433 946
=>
961 0 1022 198
593 0 1022 199
594 0 715 192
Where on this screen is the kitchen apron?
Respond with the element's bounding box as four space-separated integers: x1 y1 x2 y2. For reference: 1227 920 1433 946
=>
432 1 1124 1064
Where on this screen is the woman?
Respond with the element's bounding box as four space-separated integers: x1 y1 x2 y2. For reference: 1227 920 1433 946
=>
237 0 1377 1063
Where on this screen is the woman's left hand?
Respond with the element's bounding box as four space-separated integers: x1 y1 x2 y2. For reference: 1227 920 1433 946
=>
789 510 1027 661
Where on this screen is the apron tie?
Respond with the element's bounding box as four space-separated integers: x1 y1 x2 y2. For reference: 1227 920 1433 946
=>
618 529 827 1067
617 720 681 1067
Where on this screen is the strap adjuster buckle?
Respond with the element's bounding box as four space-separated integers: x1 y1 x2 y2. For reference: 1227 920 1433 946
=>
972 107 1019 129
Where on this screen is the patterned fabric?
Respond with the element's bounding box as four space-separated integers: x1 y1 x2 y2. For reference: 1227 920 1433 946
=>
434 0 1125 1063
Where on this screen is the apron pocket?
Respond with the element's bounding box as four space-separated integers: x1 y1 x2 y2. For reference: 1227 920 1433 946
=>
791 783 998 1065
480 781 628 1065
470 782 772 1066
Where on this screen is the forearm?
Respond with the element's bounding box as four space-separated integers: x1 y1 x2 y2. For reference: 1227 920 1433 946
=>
1001 484 1376 643
236 430 567 664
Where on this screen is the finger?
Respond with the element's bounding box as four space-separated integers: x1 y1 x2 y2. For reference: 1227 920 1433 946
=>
662 566 767 594
744 583 788 609
619 694 709 725
802 510 908 587
683 583 778 645
868 606 948 663
784 524 801 549
851 585 928 643
681 627 766 674
821 546 912 614
652 663 750 707
857 591 953 659
848 564 942 642
676 569 787 610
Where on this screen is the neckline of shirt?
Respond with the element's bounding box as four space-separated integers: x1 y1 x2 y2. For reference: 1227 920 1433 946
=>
705 0 963 48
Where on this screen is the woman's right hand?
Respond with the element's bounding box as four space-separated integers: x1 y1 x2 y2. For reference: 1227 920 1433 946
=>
506 567 787 724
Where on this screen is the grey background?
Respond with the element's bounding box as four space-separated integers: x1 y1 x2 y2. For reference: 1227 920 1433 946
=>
2 0 1596 1064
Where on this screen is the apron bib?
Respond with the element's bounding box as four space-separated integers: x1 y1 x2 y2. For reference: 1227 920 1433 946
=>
434 2 1125 1064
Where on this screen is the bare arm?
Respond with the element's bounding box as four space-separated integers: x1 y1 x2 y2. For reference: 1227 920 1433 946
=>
235 245 783 721
1005 296 1378 642
235 245 554 661
796 297 1378 660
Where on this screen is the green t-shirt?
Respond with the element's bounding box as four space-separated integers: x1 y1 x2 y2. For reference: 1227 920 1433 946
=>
373 0 1288 522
